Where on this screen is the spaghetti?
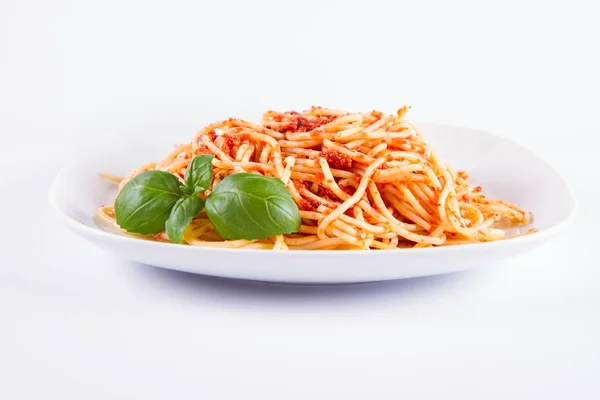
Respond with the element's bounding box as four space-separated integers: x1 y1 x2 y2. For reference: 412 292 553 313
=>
96 106 535 250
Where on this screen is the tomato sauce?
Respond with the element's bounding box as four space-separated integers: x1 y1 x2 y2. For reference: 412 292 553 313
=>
322 150 352 169
272 113 337 133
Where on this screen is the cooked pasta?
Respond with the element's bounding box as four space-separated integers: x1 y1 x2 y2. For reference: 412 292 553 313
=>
96 106 535 250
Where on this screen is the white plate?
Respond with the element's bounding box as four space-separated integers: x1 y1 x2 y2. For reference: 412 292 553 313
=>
48 123 576 284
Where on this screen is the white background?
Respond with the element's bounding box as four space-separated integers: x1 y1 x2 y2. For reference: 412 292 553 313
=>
1 0 599 398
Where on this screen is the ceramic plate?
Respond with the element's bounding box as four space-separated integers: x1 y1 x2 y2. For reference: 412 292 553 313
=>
48 123 576 283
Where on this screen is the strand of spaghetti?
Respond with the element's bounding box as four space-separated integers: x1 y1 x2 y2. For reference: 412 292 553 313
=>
241 243 276 249
333 244 368 250
413 224 446 248
419 182 438 202
356 198 406 229
327 226 366 247
322 139 374 164
386 150 428 164
394 105 410 121
353 205 364 222
358 141 381 152
344 139 365 149
390 182 433 223
386 237 400 249
373 231 401 239
297 210 323 220
187 239 257 248
228 118 285 140
337 177 359 189
272 235 286 250
281 156 295 185
186 222 214 241
318 158 352 201
494 198 529 215
95 206 118 227
279 139 323 148
241 143 255 162
200 135 233 162
316 205 386 234
367 143 387 158
410 186 436 216
494 199 531 223
317 157 386 239
253 141 263 161
285 179 306 209
212 159 275 173
291 167 355 180
433 151 461 231
99 172 122 183
332 127 363 141
388 130 414 139
285 114 362 141
302 218 317 226
299 225 318 234
299 210 359 237
192 121 229 153
293 164 356 179
289 172 323 183
504 228 539 238
371 238 396 249
282 147 321 158
159 158 189 174
368 182 444 245
446 194 473 237
188 217 211 228
307 108 349 117
235 143 249 161
258 144 271 165
381 190 432 231
283 235 321 246
155 143 192 170
235 130 284 177
445 196 496 240
287 237 347 250
359 192 418 231
476 203 525 223
299 187 339 209
365 115 393 133
373 164 440 187
459 203 485 227
197 230 225 241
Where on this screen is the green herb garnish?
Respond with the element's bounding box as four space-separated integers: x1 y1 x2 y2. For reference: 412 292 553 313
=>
114 155 301 243
206 173 301 240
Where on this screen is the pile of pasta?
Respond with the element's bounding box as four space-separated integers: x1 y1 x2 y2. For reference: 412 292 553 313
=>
97 106 533 250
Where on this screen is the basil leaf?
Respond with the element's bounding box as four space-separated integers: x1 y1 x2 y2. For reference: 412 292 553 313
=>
179 185 194 195
115 171 183 234
205 173 301 240
184 155 214 194
165 195 205 244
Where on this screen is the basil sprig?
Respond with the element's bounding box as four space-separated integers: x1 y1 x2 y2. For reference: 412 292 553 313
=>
114 155 301 243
